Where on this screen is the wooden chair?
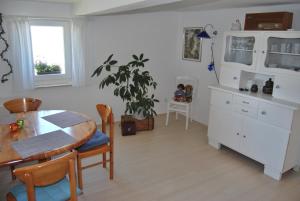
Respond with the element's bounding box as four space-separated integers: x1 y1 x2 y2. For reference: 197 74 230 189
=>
4 97 42 113
76 104 114 190
3 97 42 180
6 152 79 201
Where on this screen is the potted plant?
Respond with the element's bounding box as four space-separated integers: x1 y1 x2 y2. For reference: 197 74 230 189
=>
35 61 61 75
92 54 159 133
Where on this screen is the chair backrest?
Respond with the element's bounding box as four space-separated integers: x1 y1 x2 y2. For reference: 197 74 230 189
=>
13 152 77 201
96 104 114 143
175 76 198 102
3 98 42 113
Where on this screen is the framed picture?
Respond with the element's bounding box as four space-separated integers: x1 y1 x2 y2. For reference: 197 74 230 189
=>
182 27 203 62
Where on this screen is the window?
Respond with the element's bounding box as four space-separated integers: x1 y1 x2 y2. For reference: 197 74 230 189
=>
29 20 72 87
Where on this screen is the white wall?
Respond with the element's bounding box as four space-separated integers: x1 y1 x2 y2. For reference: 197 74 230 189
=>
0 0 179 122
84 12 178 121
176 4 300 125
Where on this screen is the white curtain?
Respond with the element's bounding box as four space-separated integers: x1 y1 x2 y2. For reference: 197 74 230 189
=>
71 18 86 87
5 16 34 91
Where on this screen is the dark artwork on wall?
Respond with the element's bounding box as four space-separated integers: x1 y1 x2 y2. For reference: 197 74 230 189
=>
0 13 13 83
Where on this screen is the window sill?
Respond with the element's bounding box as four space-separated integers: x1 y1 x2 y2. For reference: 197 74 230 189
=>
34 79 72 88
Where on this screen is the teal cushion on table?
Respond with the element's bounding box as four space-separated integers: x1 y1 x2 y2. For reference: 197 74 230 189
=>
10 177 81 201
77 130 109 152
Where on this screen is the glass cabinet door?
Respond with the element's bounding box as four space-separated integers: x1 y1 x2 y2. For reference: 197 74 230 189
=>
264 37 300 73
223 35 256 70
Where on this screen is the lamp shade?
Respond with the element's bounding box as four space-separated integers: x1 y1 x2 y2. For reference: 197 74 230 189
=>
197 30 211 39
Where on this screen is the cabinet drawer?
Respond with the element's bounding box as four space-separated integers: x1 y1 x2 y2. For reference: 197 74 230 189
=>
234 95 258 108
234 105 258 118
258 102 293 130
210 90 233 110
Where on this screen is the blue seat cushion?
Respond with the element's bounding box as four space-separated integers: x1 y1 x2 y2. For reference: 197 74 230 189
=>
77 130 109 152
10 177 81 201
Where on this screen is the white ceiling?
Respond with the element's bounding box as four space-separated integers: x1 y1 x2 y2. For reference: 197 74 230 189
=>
12 0 300 15
14 0 78 3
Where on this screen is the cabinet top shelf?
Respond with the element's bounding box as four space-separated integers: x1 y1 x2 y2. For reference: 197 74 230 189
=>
268 51 300 56
209 85 300 110
231 48 253 52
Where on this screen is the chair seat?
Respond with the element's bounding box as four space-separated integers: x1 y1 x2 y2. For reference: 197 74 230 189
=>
9 177 81 201
169 100 191 106
77 130 109 152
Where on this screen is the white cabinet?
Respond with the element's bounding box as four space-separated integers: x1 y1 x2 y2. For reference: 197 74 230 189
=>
258 32 300 75
219 67 240 89
221 31 260 71
273 75 300 104
208 87 300 180
220 31 300 103
208 108 241 151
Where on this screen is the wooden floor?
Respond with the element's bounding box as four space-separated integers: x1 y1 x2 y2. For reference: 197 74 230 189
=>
1 113 300 201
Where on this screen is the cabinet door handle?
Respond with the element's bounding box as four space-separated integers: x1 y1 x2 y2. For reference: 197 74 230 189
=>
243 135 246 138
233 76 237 80
262 50 265 54
253 50 256 53
275 85 280 89
242 101 250 104
236 133 240 136
261 111 267 115
241 109 248 113
226 100 230 104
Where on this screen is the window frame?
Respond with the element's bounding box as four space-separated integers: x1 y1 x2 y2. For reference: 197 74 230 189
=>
29 19 72 88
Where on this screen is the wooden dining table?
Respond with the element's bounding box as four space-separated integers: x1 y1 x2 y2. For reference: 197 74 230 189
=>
0 110 97 167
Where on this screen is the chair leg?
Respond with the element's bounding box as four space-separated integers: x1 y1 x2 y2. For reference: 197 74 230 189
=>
190 104 193 122
109 151 114 180
185 105 189 130
102 153 107 168
175 112 178 120
76 155 83 190
10 165 16 180
165 108 170 126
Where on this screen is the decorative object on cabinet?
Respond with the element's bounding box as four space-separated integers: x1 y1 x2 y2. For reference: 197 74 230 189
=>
197 24 219 84
165 76 197 130
250 84 258 93
262 78 274 94
0 13 13 83
244 12 293 31
182 27 203 61
231 19 242 31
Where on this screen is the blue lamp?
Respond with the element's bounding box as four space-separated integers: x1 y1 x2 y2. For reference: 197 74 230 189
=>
197 24 218 39
197 24 219 84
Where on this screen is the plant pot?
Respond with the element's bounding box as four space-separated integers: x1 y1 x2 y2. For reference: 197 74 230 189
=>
121 115 136 136
135 117 154 131
121 115 154 135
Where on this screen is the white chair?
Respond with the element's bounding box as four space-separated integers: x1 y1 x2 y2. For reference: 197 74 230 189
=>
165 76 197 130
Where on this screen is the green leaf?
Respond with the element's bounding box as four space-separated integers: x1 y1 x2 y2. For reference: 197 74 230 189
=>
109 60 117 65
133 54 139 60
104 54 113 64
105 65 111 71
114 88 119 96
142 59 149 62
139 53 144 60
